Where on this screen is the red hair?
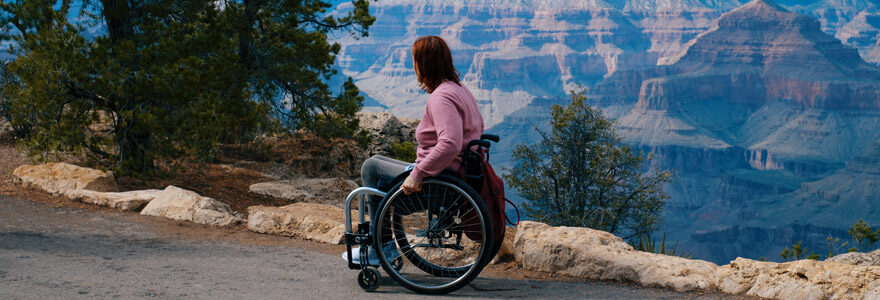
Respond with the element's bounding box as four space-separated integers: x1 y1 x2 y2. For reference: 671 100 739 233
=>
412 36 460 93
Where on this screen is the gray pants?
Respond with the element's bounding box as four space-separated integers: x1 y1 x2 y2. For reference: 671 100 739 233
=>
361 155 411 219
360 155 410 189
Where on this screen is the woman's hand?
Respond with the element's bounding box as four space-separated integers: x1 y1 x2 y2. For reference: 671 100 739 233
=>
401 175 422 195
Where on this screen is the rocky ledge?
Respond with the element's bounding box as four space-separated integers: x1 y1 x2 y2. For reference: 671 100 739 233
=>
141 186 243 227
247 203 357 244
516 220 880 299
249 178 358 207
13 163 119 195
13 163 243 225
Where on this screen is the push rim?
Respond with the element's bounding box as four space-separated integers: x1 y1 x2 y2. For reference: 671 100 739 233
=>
374 179 490 292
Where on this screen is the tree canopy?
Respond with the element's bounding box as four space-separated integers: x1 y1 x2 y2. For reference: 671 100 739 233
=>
0 0 373 172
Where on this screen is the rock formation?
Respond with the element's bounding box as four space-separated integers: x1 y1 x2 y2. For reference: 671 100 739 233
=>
514 220 880 298
249 178 358 207
141 186 243 226
64 189 161 211
716 257 880 299
514 221 718 292
13 163 119 195
247 202 355 244
826 249 880 267
489 0 880 264
334 0 880 128
356 111 418 157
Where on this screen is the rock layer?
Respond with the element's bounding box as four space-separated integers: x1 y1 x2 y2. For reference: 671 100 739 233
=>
513 221 717 292
247 203 354 244
13 163 119 195
249 178 358 207
356 111 418 157
64 189 161 211
716 257 880 299
141 186 243 226
826 249 880 267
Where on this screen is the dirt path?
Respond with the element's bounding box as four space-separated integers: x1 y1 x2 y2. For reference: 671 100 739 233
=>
0 195 757 299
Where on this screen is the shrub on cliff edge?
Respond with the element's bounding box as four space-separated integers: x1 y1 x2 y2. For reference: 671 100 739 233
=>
505 88 673 239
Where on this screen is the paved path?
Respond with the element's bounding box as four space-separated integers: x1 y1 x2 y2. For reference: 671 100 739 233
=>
0 195 750 299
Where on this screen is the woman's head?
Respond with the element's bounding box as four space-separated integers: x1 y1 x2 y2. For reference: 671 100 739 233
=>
412 36 460 93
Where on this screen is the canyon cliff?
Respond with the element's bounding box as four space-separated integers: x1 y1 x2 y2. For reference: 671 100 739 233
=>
333 0 880 263
489 0 880 263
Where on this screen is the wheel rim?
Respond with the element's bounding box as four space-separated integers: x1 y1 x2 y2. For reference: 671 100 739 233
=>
375 180 489 291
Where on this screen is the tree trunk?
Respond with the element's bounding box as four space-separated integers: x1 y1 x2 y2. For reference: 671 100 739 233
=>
238 0 256 71
101 0 134 41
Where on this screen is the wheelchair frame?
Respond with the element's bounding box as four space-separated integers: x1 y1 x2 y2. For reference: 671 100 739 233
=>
342 134 500 293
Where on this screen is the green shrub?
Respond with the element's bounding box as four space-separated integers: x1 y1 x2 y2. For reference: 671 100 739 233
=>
389 139 417 162
504 88 673 238
848 219 879 252
780 241 820 261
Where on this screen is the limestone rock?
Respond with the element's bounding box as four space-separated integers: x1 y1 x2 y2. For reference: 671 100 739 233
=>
826 249 880 267
141 186 243 226
0 120 9 135
356 111 418 157
247 203 355 244
248 178 358 207
13 163 119 195
513 221 717 292
491 226 517 264
64 189 161 211
716 257 880 299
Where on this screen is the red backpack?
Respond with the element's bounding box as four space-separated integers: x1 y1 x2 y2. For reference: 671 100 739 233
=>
459 147 519 242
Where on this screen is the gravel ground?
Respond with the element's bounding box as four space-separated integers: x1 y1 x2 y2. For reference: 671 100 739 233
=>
0 195 755 299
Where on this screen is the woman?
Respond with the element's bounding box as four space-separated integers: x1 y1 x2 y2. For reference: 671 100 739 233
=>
361 35 484 196
350 36 484 266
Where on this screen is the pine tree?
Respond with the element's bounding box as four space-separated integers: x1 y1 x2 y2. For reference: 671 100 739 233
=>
0 0 374 172
504 89 673 239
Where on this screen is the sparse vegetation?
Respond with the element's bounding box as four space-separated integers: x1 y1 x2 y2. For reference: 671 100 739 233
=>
505 88 673 239
780 241 820 261
824 236 850 259
630 233 692 259
848 219 879 252
389 139 417 163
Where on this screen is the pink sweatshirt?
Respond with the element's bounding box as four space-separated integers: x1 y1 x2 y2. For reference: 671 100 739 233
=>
411 81 484 182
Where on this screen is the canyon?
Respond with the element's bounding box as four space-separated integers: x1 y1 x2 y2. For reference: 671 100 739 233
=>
334 0 880 264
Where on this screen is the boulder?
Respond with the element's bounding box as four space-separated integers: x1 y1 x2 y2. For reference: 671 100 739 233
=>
247 203 356 244
0 120 9 135
140 186 243 226
716 257 880 299
826 249 880 267
13 163 119 195
64 189 161 211
248 178 358 207
513 221 717 292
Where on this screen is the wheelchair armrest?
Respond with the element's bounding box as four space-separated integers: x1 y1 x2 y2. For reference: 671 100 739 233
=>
468 139 491 149
480 134 500 143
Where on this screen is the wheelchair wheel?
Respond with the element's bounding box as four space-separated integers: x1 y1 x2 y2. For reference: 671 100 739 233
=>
372 173 494 294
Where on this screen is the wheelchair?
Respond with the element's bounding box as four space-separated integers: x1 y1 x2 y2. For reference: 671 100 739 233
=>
343 134 503 294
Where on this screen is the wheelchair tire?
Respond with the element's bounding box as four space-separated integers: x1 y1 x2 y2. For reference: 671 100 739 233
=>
372 173 494 294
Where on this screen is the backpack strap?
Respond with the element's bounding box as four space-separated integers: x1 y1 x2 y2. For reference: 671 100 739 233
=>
504 198 521 226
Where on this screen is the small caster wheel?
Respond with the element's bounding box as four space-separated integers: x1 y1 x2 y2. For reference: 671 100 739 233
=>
391 256 404 272
358 267 380 291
